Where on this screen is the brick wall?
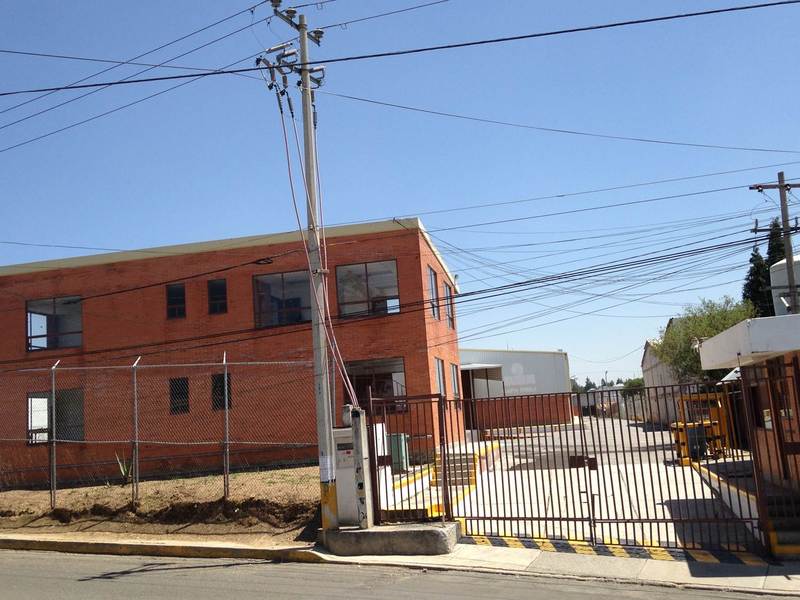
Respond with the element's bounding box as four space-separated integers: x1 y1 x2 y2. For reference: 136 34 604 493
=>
0 223 461 488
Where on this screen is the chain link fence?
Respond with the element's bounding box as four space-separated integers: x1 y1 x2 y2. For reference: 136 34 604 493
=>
0 359 319 517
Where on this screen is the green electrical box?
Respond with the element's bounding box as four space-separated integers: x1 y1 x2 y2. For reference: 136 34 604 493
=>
388 433 410 473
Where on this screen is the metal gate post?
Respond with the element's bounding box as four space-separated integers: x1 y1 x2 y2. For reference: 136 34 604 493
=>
739 366 772 554
131 356 142 505
223 352 230 499
49 359 60 510
366 387 382 525
437 395 453 522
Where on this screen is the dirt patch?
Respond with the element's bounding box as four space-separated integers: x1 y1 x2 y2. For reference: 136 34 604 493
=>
0 466 321 545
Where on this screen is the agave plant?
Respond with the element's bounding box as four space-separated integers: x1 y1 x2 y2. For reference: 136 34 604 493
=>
115 452 132 486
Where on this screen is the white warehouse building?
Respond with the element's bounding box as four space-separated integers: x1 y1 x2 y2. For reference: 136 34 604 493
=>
459 348 571 398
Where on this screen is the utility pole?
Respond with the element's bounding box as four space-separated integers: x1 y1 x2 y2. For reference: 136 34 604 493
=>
750 172 799 314
269 2 338 530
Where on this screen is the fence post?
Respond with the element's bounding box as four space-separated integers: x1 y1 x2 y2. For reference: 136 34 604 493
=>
49 359 60 510
223 352 230 500
131 356 141 505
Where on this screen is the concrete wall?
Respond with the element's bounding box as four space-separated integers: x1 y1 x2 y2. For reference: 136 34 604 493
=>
459 349 570 395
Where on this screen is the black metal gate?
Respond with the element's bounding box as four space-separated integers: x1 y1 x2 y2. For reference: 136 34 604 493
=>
367 384 767 553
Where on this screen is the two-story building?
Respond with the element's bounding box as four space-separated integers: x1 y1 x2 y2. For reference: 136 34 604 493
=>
0 217 462 488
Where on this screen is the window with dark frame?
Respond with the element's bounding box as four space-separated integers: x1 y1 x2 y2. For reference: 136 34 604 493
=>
207 279 228 315
428 267 440 319
253 271 311 328
336 260 400 318
27 389 84 444
345 358 406 401
26 296 82 351
211 373 232 411
435 358 446 397
166 283 186 319
450 363 460 399
443 282 454 329
169 377 190 414
27 393 49 443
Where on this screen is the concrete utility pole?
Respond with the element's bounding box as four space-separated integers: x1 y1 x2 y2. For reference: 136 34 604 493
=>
270 2 338 530
749 172 799 313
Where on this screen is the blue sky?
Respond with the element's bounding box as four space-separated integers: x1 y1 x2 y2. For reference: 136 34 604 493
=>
2 1 799 382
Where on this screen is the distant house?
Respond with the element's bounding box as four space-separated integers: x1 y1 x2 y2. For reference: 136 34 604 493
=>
641 320 683 425
641 339 680 388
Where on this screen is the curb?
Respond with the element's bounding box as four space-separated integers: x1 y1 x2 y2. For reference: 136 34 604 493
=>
0 536 325 563
1 536 796 597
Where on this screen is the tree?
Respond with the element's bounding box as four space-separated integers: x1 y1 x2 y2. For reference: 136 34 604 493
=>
570 377 582 393
652 297 755 381
584 377 597 391
616 377 624 385
743 246 773 316
620 376 644 399
767 217 785 267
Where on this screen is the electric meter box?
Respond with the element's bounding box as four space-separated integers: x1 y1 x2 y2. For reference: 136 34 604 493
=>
333 427 358 525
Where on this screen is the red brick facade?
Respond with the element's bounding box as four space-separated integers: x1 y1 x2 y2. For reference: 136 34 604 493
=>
0 219 461 487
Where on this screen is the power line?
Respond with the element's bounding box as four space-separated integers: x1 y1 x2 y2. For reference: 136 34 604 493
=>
317 90 800 154
318 0 449 30
428 185 749 232
0 50 264 154
0 19 269 135
0 1 268 115
5 1 800 98
0 230 770 370
0 49 220 72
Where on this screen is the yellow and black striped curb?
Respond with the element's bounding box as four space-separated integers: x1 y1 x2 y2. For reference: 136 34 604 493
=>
460 535 771 566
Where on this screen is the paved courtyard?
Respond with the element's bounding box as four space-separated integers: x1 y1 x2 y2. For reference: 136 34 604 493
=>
444 417 760 551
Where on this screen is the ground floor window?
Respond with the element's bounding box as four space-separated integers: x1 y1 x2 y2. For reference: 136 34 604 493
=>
27 388 84 444
211 373 232 411
345 358 406 401
460 367 504 399
169 377 190 414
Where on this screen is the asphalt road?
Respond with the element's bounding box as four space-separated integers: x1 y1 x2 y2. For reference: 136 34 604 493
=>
0 551 786 600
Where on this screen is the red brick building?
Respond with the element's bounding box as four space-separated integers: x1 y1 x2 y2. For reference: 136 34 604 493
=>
0 218 462 487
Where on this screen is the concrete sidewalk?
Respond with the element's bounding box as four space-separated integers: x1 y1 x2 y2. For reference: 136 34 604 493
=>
319 542 800 595
1 530 799 595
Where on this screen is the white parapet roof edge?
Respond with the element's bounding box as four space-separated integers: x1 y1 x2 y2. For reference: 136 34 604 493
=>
698 313 800 370
0 217 457 287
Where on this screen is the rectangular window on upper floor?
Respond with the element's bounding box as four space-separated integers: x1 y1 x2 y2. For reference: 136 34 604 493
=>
26 296 82 351
166 283 186 319
428 267 440 320
253 270 311 328
207 279 227 315
443 282 455 329
336 260 399 318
